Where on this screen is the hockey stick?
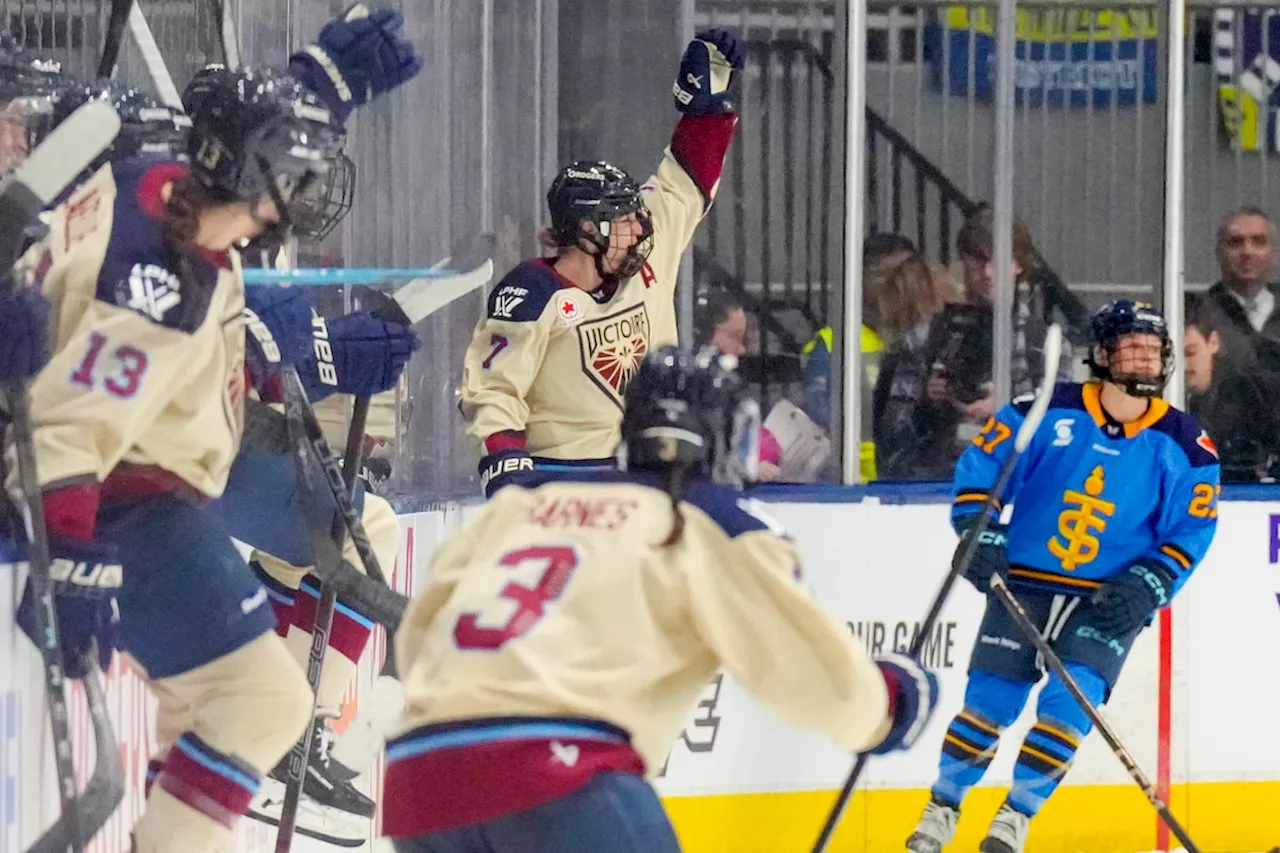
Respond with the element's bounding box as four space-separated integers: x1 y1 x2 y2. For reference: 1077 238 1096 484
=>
95 0 133 81
273 370 369 853
241 256 495 325
26 651 124 853
810 324 1063 853
988 574 1203 853
0 100 122 853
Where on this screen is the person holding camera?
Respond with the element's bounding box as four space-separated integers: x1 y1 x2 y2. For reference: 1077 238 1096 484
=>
921 206 1060 474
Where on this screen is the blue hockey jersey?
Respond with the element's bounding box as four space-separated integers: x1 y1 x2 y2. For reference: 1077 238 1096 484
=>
952 381 1220 598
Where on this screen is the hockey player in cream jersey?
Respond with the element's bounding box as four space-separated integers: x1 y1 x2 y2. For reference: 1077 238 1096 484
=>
7 67 346 853
383 346 941 852
461 29 744 497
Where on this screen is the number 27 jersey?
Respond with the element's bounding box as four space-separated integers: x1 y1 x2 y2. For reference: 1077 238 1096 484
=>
952 381 1220 597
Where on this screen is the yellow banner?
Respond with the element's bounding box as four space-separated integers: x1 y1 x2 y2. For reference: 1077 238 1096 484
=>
943 8 1159 43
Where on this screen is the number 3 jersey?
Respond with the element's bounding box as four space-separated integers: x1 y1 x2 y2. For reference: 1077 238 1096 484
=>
7 157 246 507
458 113 737 464
382 470 893 837
952 381 1221 598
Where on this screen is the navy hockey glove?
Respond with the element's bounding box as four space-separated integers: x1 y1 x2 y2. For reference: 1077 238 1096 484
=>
289 3 424 125
243 285 316 391
1089 559 1175 636
0 283 50 384
673 28 746 115
953 519 1010 592
301 310 420 401
479 448 534 498
869 653 940 755
12 537 121 680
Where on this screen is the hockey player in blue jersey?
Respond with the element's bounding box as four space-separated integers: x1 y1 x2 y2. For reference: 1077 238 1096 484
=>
906 300 1220 853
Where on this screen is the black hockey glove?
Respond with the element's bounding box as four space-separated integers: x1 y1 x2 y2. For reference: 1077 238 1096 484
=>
673 29 746 115
1089 559 1174 636
952 518 1010 592
479 448 534 499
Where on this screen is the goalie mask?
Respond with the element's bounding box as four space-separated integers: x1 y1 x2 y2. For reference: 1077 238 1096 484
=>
546 160 655 289
619 345 761 488
182 65 344 234
1086 299 1173 398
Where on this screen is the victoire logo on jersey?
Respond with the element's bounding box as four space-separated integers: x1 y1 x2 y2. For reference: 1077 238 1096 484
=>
577 303 650 407
125 263 182 323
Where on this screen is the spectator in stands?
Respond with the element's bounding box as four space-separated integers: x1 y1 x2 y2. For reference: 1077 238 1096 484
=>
1185 305 1280 482
919 205 1062 475
867 237 960 480
1189 206 1280 377
693 288 783 481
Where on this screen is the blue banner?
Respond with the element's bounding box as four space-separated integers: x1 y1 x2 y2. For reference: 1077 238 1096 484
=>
1214 9 1280 153
927 8 1159 107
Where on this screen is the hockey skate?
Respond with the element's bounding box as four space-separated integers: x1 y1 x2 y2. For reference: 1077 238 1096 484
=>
979 803 1031 853
905 796 959 853
247 722 374 848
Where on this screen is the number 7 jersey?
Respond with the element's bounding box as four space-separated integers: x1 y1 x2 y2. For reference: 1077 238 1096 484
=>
952 381 1221 598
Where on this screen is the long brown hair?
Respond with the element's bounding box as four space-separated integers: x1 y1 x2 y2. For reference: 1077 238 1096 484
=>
865 250 957 345
658 465 687 548
161 173 220 248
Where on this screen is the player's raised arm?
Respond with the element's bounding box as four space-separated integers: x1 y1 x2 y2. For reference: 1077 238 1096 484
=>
640 29 744 279
459 267 559 495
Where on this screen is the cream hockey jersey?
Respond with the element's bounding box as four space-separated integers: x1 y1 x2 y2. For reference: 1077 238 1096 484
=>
459 113 738 463
381 470 891 837
8 157 246 508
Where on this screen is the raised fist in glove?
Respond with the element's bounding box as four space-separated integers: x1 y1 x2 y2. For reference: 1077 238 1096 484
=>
1089 559 1173 636
10 536 122 680
290 3 424 124
302 310 420 401
673 28 746 115
0 283 51 384
243 285 316 391
953 519 1010 592
869 653 940 755
479 444 535 499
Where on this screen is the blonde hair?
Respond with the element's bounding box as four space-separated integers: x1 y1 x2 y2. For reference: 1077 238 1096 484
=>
865 249 958 344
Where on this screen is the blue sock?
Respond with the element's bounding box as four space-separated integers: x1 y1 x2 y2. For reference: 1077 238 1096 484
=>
1007 661 1106 816
931 671 1032 807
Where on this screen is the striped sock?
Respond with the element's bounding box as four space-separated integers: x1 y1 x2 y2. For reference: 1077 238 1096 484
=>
1007 718 1083 816
295 573 375 664
932 707 1003 806
153 733 261 828
249 560 296 638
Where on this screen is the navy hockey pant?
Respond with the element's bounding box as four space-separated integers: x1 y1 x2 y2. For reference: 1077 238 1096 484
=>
102 493 277 678
391 772 682 853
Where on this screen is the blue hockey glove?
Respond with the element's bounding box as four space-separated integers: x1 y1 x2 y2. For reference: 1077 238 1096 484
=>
244 285 316 391
0 283 51 384
289 3 424 125
479 448 534 498
11 536 122 680
301 310 420 401
953 519 1010 592
869 653 939 755
673 28 746 115
1089 559 1174 636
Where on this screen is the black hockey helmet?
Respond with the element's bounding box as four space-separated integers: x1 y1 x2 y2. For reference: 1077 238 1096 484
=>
182 64 344 230
619 345 761 487
48 82 192 162
1086 299 1173 397
546 159 654 283
0 40 67 175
